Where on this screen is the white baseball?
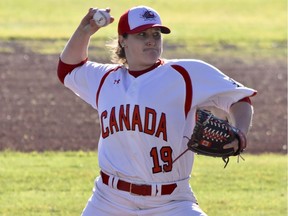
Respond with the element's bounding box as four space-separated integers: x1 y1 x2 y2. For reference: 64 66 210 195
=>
93 9 111 27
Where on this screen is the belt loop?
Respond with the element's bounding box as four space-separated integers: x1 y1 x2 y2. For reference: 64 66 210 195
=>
156 183 162 196
112 176 119 189
151 183 157 196
108 175 114 187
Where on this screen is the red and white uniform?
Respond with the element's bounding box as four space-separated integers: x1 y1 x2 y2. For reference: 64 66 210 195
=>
58 58 256 215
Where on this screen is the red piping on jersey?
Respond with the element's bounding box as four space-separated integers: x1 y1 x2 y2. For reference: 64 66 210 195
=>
96 66 122 108
171 65 192 118
233 90 257 106
57 58 88 84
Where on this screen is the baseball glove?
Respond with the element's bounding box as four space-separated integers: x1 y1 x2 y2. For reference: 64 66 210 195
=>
187 109 247 167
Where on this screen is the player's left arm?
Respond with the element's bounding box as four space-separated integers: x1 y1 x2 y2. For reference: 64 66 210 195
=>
229 99 254 135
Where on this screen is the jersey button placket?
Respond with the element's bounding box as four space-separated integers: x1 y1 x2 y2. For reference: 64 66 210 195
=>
127 82 139 101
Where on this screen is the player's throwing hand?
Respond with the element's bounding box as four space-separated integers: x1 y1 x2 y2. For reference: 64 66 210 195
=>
80 8 114 35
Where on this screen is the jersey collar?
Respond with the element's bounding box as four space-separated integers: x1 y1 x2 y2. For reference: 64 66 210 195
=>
128 59 163 78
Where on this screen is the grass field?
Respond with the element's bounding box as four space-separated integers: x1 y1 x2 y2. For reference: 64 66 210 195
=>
0 0 286 55
0 152 286 216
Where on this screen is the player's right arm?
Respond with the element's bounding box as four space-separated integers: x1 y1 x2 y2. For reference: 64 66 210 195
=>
57 8 114 83
60 8 111 64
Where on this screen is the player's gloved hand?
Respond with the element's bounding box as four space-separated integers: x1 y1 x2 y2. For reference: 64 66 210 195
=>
223 128 247 154
187 109 247 167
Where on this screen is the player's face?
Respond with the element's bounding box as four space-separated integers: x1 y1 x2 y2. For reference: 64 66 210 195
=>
122 28 163 71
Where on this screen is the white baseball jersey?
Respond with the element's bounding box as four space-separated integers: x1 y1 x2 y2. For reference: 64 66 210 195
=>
64 59 255 185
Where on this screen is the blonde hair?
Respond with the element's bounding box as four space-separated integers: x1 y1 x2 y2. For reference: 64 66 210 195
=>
106 34 128 65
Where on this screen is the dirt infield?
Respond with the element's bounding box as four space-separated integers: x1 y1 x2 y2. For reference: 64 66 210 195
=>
0 40 287 153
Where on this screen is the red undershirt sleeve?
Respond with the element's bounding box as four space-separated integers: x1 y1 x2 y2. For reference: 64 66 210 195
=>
57 57 88 84
231 97 252 108
237 96 252 105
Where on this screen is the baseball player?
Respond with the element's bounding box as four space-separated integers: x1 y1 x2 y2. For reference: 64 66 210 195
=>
57 6 256 216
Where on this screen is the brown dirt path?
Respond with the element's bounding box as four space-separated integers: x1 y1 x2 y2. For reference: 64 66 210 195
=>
0 41 287 153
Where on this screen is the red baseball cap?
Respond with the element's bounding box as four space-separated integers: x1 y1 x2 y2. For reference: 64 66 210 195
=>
118 6 171 35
